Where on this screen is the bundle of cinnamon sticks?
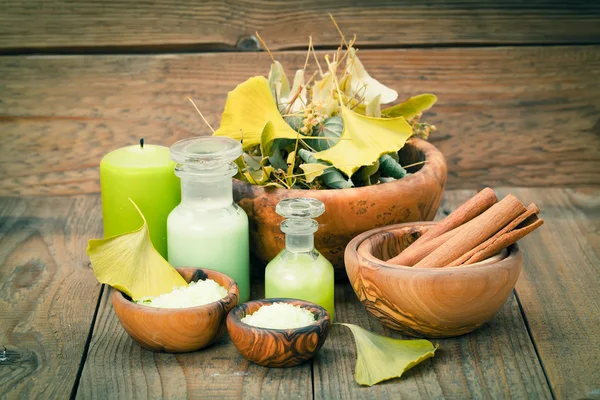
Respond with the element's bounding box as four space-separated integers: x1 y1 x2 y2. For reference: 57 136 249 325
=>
388 188 544 268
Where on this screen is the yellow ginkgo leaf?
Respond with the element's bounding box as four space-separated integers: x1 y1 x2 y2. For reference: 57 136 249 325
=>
340 323 438 386
314 106 413 177
299 163 329 183
214 76 305 150
87 199 187 301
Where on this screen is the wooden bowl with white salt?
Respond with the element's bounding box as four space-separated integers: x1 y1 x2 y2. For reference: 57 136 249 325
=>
112 267 239 353
226 298 331 367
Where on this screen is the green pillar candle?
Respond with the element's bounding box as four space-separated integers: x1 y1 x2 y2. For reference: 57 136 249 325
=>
100 140 180 259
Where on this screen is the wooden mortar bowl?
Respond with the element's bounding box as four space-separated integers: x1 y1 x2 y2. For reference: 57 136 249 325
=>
233 138 447 272
226 298 331 367
345 222 522 338
112 267 239 353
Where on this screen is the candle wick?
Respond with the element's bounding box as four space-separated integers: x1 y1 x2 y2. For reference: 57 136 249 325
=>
140 138 144 148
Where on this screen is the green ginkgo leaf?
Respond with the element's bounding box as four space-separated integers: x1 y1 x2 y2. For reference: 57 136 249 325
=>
87 200 188 301
339 323 438 386
214 76 307 150
314 106 413 177
382 94 438 119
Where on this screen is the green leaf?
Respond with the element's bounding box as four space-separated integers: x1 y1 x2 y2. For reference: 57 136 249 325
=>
382 94 437 119
314 106 413 177
87 200 188 301
285 115 304 132
268 145 288 171
339 323 438 386
351 160 380 187
312 116 343 151
379 154 407 179
299 163 329 183
214 76 307 150
299 149 353 189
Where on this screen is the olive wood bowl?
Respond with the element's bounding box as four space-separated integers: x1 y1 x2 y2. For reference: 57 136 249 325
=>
112 267 239 353
345 222 522 338
233 138 447 271
226 298 331 367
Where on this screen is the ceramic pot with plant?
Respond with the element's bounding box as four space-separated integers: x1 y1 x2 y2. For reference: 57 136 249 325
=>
201 28 447 270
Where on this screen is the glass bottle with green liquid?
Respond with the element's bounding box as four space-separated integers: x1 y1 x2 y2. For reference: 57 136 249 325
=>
167 137 250 302
264 198 335 320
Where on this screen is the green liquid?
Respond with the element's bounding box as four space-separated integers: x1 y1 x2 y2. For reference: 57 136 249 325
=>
167 204 250 302
265 250 335 320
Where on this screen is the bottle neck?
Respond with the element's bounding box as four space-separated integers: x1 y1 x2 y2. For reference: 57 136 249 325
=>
285 233 315 253
180 176 233 209
281 219 318 254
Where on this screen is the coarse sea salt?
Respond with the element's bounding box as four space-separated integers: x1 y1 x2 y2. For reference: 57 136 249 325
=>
136 279 227 308
241 302 316 329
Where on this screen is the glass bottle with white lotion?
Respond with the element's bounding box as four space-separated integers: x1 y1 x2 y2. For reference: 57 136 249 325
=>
264 198 335 319
167 137 250 302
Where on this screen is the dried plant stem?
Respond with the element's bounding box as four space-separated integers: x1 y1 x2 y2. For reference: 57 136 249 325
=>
310 36 324 76
304 37 312 71
300 139 317 152
187 97 215 133
402 160 427 169
329 13 348 48
337 34 357 66
255 31 275 63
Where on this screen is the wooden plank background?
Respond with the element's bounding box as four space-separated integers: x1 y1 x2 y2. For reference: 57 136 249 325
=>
1 46 599 196
1 0 600 51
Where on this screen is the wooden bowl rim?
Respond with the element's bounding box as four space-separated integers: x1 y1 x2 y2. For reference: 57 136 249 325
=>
347 221 522 273
227 298 331 334
233 138 444 194
112 267 239 313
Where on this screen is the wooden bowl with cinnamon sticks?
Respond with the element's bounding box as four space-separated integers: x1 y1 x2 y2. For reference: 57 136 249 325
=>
344 188 543 338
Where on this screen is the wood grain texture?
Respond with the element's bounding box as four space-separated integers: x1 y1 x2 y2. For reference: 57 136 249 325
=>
1 46 599 197
1 0 600 51
112 268 239 353
226 298 331 368
496 187 600 400
0 195 102 397
78 280 312 399
313 282 552 399
235 139 446 270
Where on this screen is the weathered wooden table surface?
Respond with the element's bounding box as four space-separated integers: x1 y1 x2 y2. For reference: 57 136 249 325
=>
1 187 598 399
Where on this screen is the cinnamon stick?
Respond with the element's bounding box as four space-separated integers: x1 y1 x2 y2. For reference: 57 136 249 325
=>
388 187 498 265
446 203 539 266
413 194 526 268
458 207 543 266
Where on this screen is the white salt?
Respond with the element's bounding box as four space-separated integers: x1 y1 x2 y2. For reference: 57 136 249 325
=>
136 279 227 308
241 302 316 329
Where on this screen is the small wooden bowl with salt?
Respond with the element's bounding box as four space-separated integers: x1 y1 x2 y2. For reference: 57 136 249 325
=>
226 298 331 367
112 267 239 353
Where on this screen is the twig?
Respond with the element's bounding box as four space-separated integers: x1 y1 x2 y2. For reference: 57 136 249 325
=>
255 31 275 63
187 97 215 133
329 13 348 48
310 36 323 76
303 37 312 71
403 160 428 169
